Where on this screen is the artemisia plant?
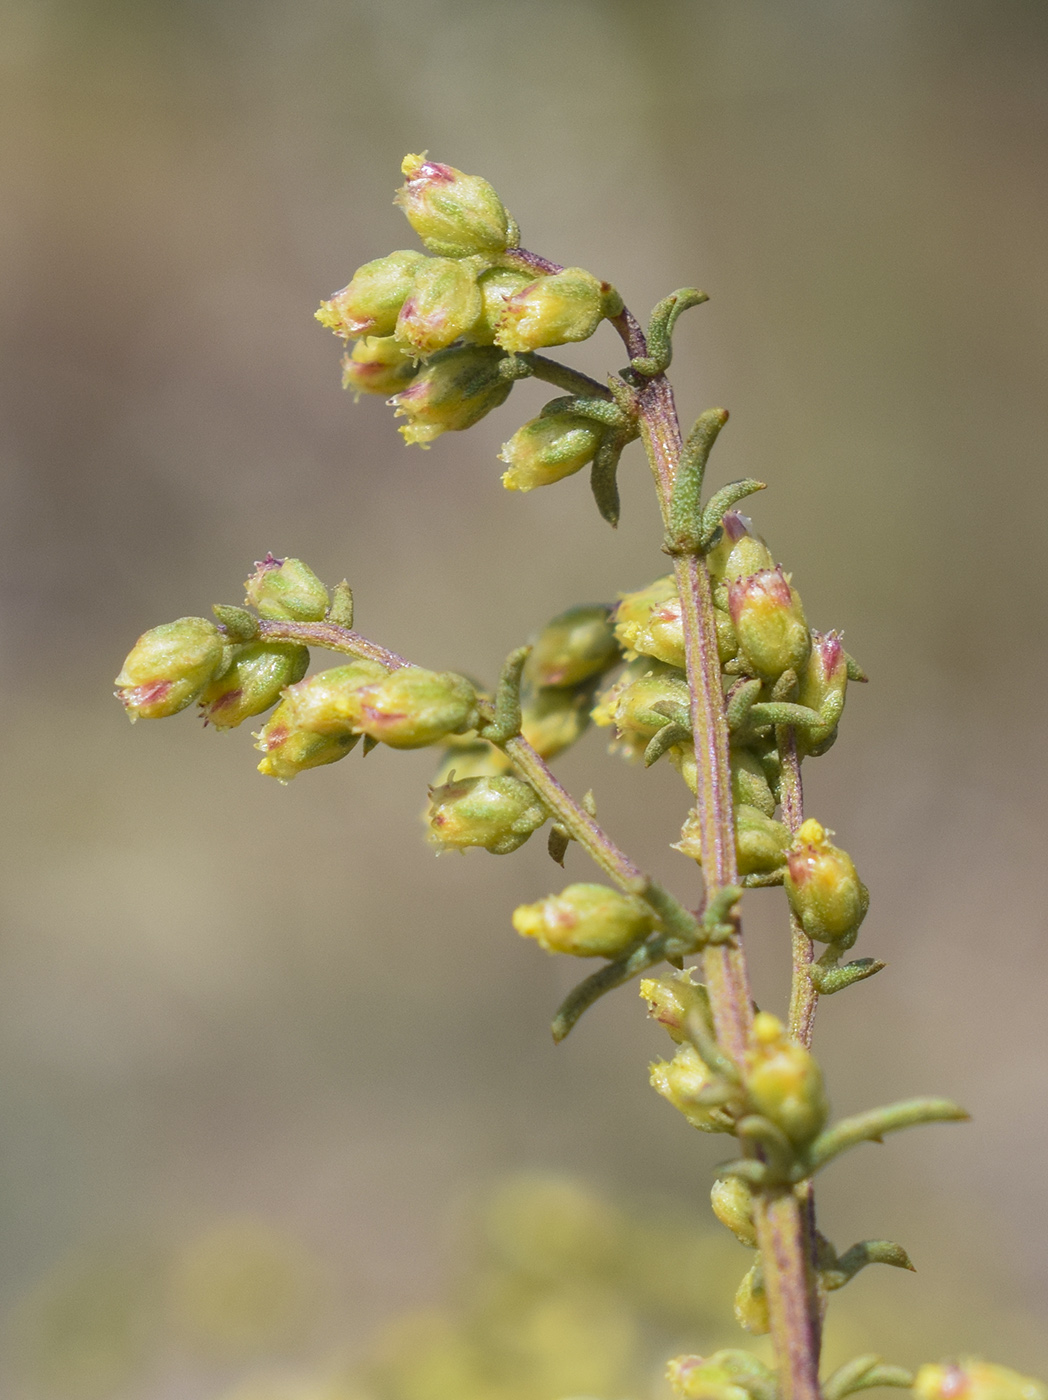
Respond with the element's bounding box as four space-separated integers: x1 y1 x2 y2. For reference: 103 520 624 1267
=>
114 155 1045 1400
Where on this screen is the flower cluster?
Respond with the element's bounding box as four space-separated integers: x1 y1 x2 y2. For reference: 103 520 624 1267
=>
316 154 626 494
112 151 1040 1399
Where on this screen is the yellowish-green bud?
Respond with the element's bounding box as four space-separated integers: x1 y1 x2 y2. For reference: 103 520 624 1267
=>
614 671 690 741
744 1011 829 1148
525 604 619 689
499 412 603 492
495 267 609 352
254 699 359 782
351 667 478 749
426 774 547 854
431 742 511 787
706 511 756 582
710 1176 757 1248
394 256 483 357
395 154 515 258
722 532 775 583
727 566 810 682
650 1043 726 1133
115 616 226 720
640 970 712 1044
340 335 416 398
520 685 592 759
730 748 776 817
796 629 848 756
613 580 736 669
244 555 329 622
471 266 532 344
389 345 511 446
676 804 788 877
613 575 676 655
198 641 309 730
785 818 869 944
281 660 390 735
914 1362 1047 1400
668 741 698 794
513 883 655 958
667 1355 752 1400
733 1263 770 1334
315 250 426 339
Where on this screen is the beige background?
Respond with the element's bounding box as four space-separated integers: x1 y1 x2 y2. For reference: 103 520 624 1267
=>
1 0 1046 1393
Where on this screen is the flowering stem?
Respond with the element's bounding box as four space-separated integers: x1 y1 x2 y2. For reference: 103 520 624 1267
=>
256 619 409 672
779 729 819 1049
607 301 820 1398
755 1188 823 1400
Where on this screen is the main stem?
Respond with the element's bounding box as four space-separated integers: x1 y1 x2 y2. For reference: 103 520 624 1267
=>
618 315 822 1400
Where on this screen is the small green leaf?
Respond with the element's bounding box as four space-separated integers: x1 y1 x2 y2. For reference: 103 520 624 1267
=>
212 604 259 643
822 1239 915 1291
666 409 729 552
590 437 623 527
481 645 530 743
631 288 709 376
822 1357 914 1400
808 958 886 995
803 1098 970 1178
327 580 354 629
698 480 767 549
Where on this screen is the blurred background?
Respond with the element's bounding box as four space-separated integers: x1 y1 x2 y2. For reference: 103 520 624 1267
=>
2 0 1047 1394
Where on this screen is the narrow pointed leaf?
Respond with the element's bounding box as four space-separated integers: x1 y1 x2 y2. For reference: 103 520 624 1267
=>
804 1098 969 1177
822 1239 915 1291
698 479 766 548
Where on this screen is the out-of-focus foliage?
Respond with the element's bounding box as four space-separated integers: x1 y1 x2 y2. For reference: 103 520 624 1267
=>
8 1177 1046 1400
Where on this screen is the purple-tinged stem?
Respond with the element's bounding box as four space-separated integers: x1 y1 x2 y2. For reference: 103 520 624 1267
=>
779 728 819 1049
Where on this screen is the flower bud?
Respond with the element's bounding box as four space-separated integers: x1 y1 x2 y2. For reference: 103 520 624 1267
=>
395 154 514 258
394 256 483 357
254 699 359 781
244 555 329 622
315 250 426 339
426 774 548 854
796 630 848 756
499 412 603 492
520 685 592 759
710 1176 757 1247
632 593 686 668
914 1362 1047 1400
431 742 511 787
513 883 655 959
733 1263 770 1335
730 748 776 818
613 575 676 656
115 617 226 720
667 1355 752 1400
198 641 309 730
785 819 869 945
340 336 417 398
727 567 810 682
495 268 609 353
351 667 478 749
525 605 619 689
706 511 755 582
390 345 511 446
614 671 690 742
650 1043 726 1133
640 970 712 1044
281 660 390 735
471 266 533 344
676 805 788 878
721 532 775 584
668 742 698 794
744 1011 829 1148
